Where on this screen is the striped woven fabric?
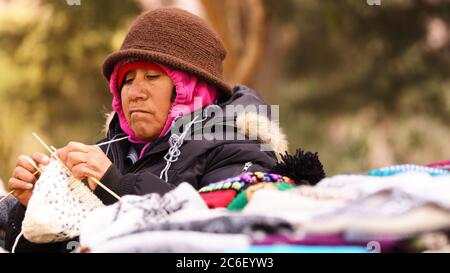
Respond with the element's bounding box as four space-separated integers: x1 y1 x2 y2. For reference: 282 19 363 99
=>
368 164 449 177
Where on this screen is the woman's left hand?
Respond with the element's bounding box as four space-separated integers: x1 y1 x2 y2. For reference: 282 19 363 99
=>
57 141 112 190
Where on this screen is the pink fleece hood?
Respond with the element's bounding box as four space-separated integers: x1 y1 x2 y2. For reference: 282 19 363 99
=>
109 59 218 157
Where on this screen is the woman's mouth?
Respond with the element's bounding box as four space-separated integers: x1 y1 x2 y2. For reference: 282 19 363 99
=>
129 109 151 116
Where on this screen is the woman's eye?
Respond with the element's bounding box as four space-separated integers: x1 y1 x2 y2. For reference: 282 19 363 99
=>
124 78 134 84
146 75 160 80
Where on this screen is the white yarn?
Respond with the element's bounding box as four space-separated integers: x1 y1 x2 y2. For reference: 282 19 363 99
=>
160 113 207 182
11 231 23 253
22 159 104 243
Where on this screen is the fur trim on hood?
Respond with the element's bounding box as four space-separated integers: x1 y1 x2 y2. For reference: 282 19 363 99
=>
236 111 288 161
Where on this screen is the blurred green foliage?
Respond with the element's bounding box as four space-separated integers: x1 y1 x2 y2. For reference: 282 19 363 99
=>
0 0 449 183
261 0 450 174
0 0 141 181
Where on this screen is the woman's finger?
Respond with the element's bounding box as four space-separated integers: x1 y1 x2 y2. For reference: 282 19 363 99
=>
66 151 88 170
57 141 89 164
71 163 92 180
16 155 38 173
12 166 36 183
67 141 90 153
86 146 112 176
8 177 33 191
31 152 50 166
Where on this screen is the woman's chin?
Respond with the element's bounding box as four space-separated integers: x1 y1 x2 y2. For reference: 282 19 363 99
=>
132 125 159 141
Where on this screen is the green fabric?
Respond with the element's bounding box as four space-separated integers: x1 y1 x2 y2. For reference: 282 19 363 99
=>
227 183 294 211
226 190 248 211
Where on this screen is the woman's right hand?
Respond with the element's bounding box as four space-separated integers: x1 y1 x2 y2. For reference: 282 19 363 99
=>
8 153 50 207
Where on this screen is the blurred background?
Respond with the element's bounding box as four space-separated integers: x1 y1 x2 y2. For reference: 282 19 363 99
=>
0 0 449 185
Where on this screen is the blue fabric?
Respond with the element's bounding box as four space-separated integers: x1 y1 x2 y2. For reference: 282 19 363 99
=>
224 245 371 253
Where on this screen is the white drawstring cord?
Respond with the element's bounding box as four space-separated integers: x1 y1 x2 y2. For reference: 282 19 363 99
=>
102 134 128 157
11 230 23 253
160 116 199 182
159 111 210 182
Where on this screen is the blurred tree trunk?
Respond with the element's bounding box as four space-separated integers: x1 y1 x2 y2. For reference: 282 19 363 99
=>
200 0 266 87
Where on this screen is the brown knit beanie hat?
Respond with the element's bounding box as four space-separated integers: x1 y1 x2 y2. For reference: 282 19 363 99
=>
102 7 232 101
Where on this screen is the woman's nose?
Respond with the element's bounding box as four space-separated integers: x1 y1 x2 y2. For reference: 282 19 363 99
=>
127 80 148 100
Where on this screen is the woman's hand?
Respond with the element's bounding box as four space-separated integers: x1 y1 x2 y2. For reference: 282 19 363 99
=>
9 153 50 206
57 142 112 190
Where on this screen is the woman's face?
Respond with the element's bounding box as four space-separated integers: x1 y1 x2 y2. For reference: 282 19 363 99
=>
121 68 174 141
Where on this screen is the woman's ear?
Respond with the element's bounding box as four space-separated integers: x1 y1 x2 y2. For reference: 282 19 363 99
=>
170 86 177 102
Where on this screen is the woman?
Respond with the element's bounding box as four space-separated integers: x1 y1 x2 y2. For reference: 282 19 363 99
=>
5 7 288 252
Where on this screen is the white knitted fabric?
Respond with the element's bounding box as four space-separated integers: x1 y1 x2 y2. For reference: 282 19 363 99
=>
22 159 105 243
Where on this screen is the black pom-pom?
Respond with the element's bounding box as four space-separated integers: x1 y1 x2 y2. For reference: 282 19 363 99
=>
271 148 325 186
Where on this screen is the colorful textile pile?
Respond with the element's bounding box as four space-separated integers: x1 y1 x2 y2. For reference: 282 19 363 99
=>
78 160 450 253
233 162 450 253
80 182 295 252
198 172 294 208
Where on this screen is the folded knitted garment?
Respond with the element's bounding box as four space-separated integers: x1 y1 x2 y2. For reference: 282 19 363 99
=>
199 172 294 208
243 186 358 226
303 173 450 237
244 173 450 236
80 182 208 250
81 182 293 252
90 231 251 253
22 159 104 243
107 214 293 239
426 160 450 171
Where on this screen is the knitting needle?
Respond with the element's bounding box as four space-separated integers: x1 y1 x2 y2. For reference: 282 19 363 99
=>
88 177 121 201
32 132 54 155
49 146 121 200
32 132 121 201
0 190 15 204
24 157 43 174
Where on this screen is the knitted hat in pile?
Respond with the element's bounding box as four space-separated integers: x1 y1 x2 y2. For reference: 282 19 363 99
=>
102 7 232 101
